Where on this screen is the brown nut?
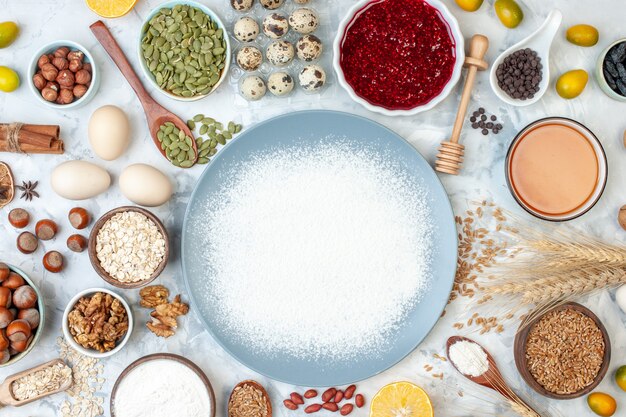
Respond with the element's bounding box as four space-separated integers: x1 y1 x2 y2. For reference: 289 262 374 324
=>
35 219 58 240
82 62 93 73
67 234 88 253
6 319 31 343
0 330 9 351
57 88 74 105
67 50 84 61
32 72 46 90
75 69 91 85
8 208 29 229
43 251 64 273
73 84 88 99
2 273 25 290
13 286 37 309
10 335 33 353
619 205 626 231
69 207 90 229
37 54 50 69
56 69 75 88
52 57 69 70
41 87 58 102
17 232 38 254
0 349 9 364
17 309 39 330
47 53 55 62
0 263 8 282
68 58 83 72
40 63 58 81
0 288 11 308
54 46 70 58
0 307 12 328
355 394 365 408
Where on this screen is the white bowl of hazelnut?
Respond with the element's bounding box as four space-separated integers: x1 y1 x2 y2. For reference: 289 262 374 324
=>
0 263 45 368
62 288 133 359
28 40 99 109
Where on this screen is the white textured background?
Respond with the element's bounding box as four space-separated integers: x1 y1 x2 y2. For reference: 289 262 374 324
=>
0 0 625 415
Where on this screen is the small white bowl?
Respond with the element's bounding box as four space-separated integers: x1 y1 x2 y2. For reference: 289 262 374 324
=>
138 0 231 102
333 0 465 116
596 38 626 102
489 10 562 107
62 288 133 359
28 40 100 110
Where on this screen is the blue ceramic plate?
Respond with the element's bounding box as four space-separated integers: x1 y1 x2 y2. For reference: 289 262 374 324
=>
182 110 457 386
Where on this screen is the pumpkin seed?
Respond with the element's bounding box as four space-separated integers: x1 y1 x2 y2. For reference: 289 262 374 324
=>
180 160 194 168
187 120 196 130
197 157 209 164
199 125 208 135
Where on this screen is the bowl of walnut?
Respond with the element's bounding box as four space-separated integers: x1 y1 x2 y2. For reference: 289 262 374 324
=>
28 40 99 109
62 288 133 359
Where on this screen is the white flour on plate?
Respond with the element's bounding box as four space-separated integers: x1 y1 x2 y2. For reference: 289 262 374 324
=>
113 359 211 417
199 140 433 361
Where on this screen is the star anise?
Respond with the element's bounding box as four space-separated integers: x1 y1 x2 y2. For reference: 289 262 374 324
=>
16 181 39 201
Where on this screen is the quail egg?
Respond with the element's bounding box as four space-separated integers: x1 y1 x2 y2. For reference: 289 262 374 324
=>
299 64 326 92
268 72 295 96
231 0 254 11
263 13 289 39
237 46 263 72
234 17 260 42
240 75 267 101
296 35 323 62
289 8 319 34
260 0 284 9
266 40 295 67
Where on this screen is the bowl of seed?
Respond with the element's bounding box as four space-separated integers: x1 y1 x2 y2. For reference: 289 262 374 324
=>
138 0 231 101
514 302 610 399
88 206 169 289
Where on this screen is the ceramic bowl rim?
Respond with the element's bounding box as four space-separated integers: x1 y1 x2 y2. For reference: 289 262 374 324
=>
504 117 608 222
595 38 626 102
109 353 217 417
513 302 611 399
88 206 170 289
62 287 134 359
27 40 99 109
332 0 465 116
0 264 46 368
137 0 231 102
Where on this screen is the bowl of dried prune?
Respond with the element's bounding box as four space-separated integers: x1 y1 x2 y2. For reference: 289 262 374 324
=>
597 38 626 102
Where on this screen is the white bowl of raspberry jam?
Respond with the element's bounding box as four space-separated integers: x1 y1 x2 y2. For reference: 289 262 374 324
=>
334 0 465 116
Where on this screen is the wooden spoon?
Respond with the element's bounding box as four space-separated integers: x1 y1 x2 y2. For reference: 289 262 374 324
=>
0 359 71 407
446 336 540 413
89 20 197 166
229 380 272 417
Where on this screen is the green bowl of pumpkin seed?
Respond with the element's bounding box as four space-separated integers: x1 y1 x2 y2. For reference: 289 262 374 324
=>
139 1 231 101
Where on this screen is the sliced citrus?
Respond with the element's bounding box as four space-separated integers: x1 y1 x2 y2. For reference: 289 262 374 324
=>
370 382 433 417
85 0 138 18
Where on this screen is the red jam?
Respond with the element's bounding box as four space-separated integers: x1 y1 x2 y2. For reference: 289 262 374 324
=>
340 0 457 110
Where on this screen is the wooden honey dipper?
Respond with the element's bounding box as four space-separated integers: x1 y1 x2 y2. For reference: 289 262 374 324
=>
436 34 489 175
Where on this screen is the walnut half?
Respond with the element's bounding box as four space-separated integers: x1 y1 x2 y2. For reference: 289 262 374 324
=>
139 286 189 338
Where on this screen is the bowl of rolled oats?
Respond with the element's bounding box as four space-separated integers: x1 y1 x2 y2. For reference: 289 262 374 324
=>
62 287 133 359
88 206 169 289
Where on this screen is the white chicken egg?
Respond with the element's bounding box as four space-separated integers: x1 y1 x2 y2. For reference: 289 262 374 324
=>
88 105 130 161
119 164 173 207
51 161 111 200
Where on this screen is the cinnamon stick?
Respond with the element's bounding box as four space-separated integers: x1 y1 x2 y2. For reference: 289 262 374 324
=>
0 123 63 154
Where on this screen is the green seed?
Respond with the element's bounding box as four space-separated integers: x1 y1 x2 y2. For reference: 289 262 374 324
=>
216 134 225 145
199 125 208 135
187 120 196 130
200 140 211 151
228 121 235 133
180 160 194 168
171 159 181 167
193 114 204 122
200 147 211 157
187 150 196 161
234 124 242 133
222 131 232 140
197 157 209 164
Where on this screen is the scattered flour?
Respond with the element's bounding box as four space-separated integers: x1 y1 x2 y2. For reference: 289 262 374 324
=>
113 359 211 417
198 140 434 361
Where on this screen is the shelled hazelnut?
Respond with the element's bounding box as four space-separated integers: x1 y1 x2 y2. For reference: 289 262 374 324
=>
33 46 93 105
